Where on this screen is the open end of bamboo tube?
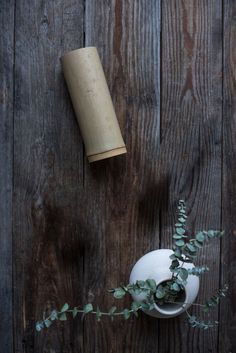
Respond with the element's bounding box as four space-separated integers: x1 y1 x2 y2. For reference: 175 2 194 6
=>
88 146 127 163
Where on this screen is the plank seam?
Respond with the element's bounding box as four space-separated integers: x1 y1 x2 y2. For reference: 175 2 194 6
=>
82 0 86 350
12 0 16 352
158 0 162 348
218 1 224 352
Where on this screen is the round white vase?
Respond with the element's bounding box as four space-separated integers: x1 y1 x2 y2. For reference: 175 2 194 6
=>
129 249 199 318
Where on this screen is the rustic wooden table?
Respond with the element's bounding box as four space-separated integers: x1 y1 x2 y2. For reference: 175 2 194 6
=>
1 1 235 352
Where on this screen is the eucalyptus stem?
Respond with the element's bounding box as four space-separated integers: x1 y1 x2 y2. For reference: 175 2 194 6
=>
36 302 143 331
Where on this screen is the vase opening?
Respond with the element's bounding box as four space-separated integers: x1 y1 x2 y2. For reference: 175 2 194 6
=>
154 280 187 316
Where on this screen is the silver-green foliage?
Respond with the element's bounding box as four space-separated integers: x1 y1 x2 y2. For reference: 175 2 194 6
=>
166 200 227 328
36 302 143 331
36 200 227 331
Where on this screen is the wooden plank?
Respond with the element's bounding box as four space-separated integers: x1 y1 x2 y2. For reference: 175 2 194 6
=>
220 1 236 352
83 1 160 352
159 1 222 352
13 1 85 352
0 1 14 352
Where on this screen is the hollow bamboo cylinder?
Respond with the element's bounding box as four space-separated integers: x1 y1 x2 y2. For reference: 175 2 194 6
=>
61 47 127 162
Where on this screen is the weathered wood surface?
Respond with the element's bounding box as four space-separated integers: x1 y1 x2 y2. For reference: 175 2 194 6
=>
159 2 222 353
0 0 235 352
83 1 160 352
220 1 236 352
0 1 14 352
13 1 84 352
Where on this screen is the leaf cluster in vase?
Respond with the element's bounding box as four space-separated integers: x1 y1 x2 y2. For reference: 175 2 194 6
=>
36 200 227 332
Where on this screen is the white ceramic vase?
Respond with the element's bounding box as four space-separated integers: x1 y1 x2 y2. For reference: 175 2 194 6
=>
129 249 199 318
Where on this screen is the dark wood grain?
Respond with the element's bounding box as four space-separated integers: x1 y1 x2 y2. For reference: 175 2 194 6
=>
83 1 160 352
159 1 223 352
220 1 236 352
1 0 236 352
13 1 85 352
0 1 14 352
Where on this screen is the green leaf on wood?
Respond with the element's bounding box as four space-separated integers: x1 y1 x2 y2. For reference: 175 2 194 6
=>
50 310 58 321
175 239 185 247
60 303 69 312
83 303 93 314
96 307 102 322
72 307 78 318
196 232 205 242
44 319 52 328
36 322 44 331
59 312 67 321
123 309 130 320
186 243 196 252
113 287 126 299
176 227 185 235
173 234 183 239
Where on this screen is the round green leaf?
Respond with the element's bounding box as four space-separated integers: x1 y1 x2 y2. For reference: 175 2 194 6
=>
146 279 157 292
59 312 67 321
72 307 78 318
194 240 203 248
179 268 188 281
175 239 185 247
174 250 181 258
171 282 180 292
83 303 93 314
109 306 117 314
176 227 185 235
44 319 52 328
60 303 69 312
123 309 130 320
36 322 44 331
186 243 196 252
173 234 182 239
114 288 126 299
170 259 180 269
137 280 146 287
50 310 58 321
155 286 166 299
196 232 205 242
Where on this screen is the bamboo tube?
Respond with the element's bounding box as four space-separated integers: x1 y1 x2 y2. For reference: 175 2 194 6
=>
61 47 127 162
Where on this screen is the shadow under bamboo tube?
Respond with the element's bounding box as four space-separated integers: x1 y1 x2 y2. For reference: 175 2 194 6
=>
61 47 127 162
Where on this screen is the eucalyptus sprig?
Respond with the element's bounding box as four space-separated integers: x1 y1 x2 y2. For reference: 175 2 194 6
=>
166 200 227 329
36 200 228 332
183 284 229 329
36 279 159 331
187 313 217 330
36 300 144 332
202 284 228 312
